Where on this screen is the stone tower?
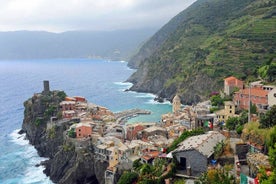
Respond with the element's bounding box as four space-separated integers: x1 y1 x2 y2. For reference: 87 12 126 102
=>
172 94 181 113
43 80 50 94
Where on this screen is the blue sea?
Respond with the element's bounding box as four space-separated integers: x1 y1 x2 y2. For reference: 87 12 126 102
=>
0 58 171 184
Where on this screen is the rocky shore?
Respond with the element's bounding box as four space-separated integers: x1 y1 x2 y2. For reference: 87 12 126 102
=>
19 85 154 184
20 89 113 184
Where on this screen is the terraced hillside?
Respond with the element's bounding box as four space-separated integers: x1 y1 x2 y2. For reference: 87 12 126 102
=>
127 0 276 104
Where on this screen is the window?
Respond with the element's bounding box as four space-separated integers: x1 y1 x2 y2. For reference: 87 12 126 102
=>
230 106 232 109
230 110 232 114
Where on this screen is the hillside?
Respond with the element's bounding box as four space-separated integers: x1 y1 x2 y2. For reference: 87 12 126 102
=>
0 29 155 60
127 0 276 104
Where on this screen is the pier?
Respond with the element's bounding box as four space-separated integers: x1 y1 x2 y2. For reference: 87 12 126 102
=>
114 109 151 124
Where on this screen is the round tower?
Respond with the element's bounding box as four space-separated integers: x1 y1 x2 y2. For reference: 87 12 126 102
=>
172 94 181 113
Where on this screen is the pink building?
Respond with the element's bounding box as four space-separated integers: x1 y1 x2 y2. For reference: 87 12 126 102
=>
233 87 269 111
60 101 76 111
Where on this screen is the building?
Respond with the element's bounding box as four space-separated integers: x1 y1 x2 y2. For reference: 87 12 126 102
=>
139 126 167 140
62 110 77 119
195 116 214 130
60 101 76 111
268 88 276 108
233 87 269 111
172 131 226 176
76 123 93 138
224 76 244 96
173 94 181 113
126 124 145 141
216 101 236 122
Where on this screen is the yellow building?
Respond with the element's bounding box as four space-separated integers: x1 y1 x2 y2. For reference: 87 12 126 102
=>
216 101 236 122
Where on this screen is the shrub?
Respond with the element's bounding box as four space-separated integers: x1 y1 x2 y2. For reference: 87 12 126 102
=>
118 171 138 184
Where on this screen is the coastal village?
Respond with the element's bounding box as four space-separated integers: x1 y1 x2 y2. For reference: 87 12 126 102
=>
43 78 276 184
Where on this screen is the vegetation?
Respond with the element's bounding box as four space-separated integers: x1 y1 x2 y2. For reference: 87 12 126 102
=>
259 105 276 128
259 126 276 184
196 168 236 184
129 0 276 104
214 141 225 159
258 59 276 83
117 171 139 184
34 118 42 126
167 129 205 153
123 158 176 184
68 128 76 138
48 126 56 139
62 142 74 152
210 95 224 107
57 91 67 100
226 111 248 133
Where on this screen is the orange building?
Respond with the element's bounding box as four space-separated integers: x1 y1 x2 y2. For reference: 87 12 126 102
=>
224 76 244 96
233 87 269 111
73 96 86 102
76 123 93 138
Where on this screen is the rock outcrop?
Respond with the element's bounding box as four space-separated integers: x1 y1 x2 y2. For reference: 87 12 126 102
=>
21 90 107 184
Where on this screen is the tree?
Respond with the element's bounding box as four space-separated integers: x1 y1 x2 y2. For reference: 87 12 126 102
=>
118 171 138 184
226 117 239 130
260 105 276 128
260 126 276 184
210 95 224 107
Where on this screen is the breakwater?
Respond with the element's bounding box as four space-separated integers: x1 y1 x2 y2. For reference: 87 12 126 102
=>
115 109 151 124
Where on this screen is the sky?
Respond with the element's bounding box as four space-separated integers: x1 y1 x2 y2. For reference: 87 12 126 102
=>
0 0 197 33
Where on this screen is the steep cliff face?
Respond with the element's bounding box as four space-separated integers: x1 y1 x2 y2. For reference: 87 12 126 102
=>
21 91 107 184
127 0 276 104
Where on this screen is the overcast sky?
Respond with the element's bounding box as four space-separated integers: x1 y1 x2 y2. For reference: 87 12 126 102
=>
0 0 196 32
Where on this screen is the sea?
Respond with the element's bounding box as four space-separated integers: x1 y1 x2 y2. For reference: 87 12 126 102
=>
0 58 172 184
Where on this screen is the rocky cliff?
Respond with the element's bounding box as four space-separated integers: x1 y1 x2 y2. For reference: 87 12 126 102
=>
127 0 276 104
20 90 107 184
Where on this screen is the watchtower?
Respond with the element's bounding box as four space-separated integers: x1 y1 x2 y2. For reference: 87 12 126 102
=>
43 80 50 94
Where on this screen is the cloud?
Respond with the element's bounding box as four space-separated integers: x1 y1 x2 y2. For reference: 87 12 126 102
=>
0 0 196 32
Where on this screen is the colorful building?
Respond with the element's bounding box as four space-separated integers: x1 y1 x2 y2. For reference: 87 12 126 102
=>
224 76 244 96
216 101 236 122
76 123 93 138
233 87 269 111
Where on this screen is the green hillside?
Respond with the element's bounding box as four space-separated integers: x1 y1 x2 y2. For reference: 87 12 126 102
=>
127 0 276 104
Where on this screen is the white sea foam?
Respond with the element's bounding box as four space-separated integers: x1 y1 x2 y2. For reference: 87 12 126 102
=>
9 129 29 146
146 99 172 105
9 129 53 184
134 93 156 98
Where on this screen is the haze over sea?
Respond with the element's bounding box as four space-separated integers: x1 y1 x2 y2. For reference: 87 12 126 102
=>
0 58 171 184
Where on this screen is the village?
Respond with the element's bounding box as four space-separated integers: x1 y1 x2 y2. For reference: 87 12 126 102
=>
44 76 276 184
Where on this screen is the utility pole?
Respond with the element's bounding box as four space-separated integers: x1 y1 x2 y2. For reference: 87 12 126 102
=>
248 82 251 123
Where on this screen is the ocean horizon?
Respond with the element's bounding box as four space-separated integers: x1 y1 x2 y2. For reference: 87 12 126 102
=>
0 58 172 183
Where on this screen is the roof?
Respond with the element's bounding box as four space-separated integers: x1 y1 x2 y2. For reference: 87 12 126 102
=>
236 88 268 97
173 95 181 102
144 126 166 133
173 131 226 158
76 122 92 128
224 101 234 106
60 101 76 105
247 153 271 170
224 76 243 86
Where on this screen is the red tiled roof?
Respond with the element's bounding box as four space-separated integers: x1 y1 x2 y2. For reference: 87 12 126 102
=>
224 76 243 86
237 88 268 97
224 76 237 82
